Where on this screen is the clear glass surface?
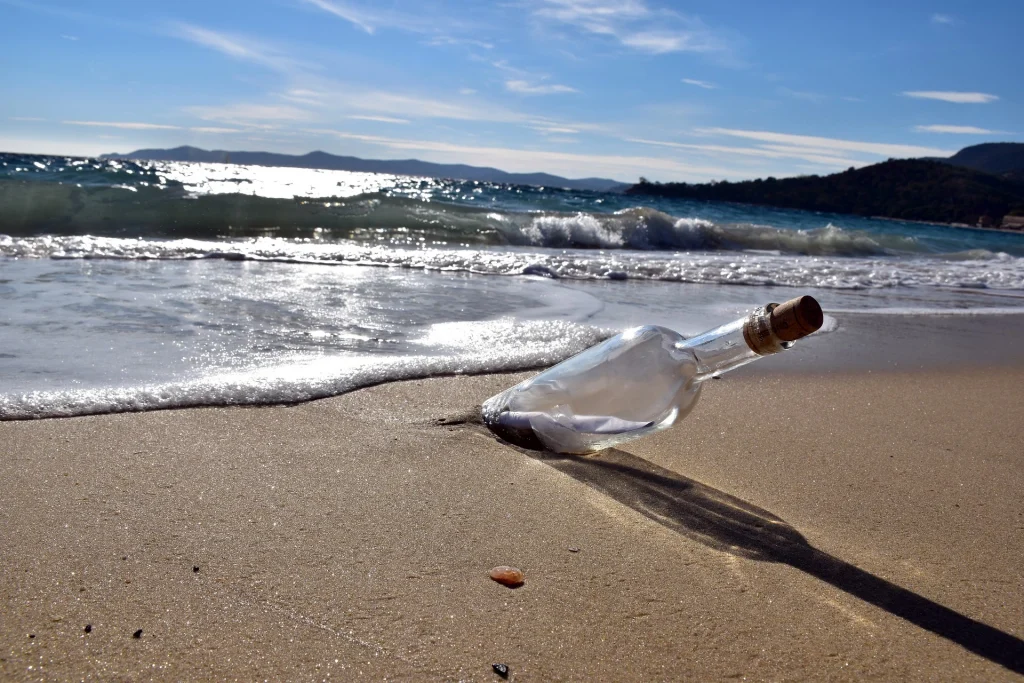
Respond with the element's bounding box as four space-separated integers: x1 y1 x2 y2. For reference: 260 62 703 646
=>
482 314 770 454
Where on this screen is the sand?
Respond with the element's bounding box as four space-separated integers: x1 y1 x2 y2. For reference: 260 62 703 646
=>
1 367 1023 680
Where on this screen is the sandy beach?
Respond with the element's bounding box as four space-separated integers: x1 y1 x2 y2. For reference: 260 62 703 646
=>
2 355 1022 680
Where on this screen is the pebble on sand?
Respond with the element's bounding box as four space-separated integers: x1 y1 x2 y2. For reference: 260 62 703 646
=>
489 566 525 588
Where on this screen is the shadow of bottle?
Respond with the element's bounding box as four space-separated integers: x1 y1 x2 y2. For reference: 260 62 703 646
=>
483 421 1024 674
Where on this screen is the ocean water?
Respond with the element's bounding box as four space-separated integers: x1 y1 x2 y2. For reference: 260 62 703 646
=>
3 152 1024 419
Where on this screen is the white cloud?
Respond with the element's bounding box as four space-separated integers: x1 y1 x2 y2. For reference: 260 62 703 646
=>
60 34 78 41
301 0 463 36
61 120 244 134
505 79 578 95
280 89 325 106
903 91 999 104
348 115 410 124
62 120 181 130
490 59 529 76
9 116 47 122
931 13 954 25
343 89 526 122
532 0 727 55
426 36 494 50
226 79 532 126
682 78 717 90
169 23 301 73
620 31 703 54
914 124 1001 135
185 104 313 124
778 87 826 104
312 128 776 181
458 88 477 96
700 128 953 158
533 0 648 32
628 137 863 168
301 0 375 33
532 125 580 134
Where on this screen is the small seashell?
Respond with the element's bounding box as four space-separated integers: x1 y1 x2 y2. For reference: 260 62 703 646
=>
489 566 525 587
492 662 510 678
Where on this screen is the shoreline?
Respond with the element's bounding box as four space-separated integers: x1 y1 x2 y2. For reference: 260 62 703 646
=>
2 366 1022 680
7 308 1024 423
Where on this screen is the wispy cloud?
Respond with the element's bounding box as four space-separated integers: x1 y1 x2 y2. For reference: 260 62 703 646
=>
778 87 826 103
532 125 581 135
682 78 717 90
341 88 526 122
620 31 713 54
506 79 578 95
191 127 246 134
348 115 410 124
266 81 531 125
490 59 529 77
60 34 78 41
301 0 375 33
62 120 182 131
169 23 302 73
628 137 862 168
532 0 727 56
61 120 244 134
9 116 47 122
311 128 775 181
931 13 954 25
700 128 954 158
903 91 999 104
185 103 313 124
425 35 494 50
914 124 1003 135
280 89 325 106
301 0 464 37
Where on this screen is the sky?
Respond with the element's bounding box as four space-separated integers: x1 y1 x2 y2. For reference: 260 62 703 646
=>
0 0 1020 182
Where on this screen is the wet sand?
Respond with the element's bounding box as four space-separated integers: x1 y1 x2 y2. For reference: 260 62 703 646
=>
1 364 1022 680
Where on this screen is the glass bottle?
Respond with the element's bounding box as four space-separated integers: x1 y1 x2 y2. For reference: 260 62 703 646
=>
482 296 823 454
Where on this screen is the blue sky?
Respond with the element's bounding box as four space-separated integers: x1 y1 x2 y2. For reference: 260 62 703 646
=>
1 0 1020 182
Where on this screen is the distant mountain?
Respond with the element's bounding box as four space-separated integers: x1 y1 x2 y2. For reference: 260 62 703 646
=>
940 142 1024 176
931 142 1024 186
626 158 1024 227
103 146 629 193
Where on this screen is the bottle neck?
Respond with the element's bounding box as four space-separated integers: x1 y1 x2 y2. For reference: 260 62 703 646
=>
678 306 791 381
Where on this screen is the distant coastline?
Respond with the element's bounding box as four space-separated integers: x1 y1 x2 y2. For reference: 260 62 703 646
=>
102 146 630 194
627 144 1024 230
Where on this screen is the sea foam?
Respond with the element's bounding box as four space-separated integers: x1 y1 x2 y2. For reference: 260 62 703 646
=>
3 234 1024 290
0 319 607 420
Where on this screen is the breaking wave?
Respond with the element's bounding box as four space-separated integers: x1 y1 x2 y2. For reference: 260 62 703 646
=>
3 234 1023 290
0 177 995 258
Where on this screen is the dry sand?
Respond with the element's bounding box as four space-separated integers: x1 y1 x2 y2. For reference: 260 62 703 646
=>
1 368 1022 680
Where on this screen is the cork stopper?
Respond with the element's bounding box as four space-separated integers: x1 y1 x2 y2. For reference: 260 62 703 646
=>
769 295 823 342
